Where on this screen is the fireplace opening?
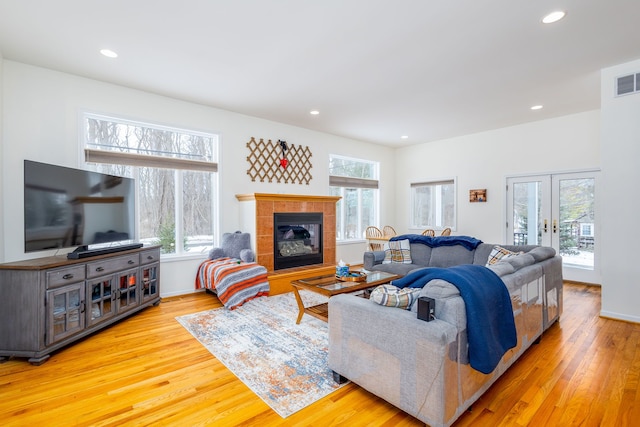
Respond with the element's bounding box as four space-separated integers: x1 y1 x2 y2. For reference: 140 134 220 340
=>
273 212 323 270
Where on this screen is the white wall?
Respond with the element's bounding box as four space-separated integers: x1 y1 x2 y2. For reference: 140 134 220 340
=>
1 60 395 296
394 111 601 243
600 59 640 323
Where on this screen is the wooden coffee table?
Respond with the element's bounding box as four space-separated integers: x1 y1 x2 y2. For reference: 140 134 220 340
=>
290 271 401 324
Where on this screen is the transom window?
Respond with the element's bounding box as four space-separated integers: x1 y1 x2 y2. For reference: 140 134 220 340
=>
411 179 456 230
329 155 379 241
83 113 218 256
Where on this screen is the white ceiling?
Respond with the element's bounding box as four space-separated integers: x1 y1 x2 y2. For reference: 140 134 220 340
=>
1 1 639 147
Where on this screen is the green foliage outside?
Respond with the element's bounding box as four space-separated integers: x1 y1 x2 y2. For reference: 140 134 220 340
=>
155 222 190 254
156 222 176 254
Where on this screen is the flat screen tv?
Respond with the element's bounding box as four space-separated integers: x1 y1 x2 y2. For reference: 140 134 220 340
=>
24 160 136 253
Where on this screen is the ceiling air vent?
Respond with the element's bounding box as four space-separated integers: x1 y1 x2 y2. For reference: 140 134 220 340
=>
616 73 639 96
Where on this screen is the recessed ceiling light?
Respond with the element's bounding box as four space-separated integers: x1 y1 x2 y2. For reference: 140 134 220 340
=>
542 11 566 24
531 105 543 110
401 135 409 139
100 49 118 58
310 110 319 115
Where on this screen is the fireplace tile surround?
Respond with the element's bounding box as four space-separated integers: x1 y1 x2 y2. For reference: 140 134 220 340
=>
236 193 340 272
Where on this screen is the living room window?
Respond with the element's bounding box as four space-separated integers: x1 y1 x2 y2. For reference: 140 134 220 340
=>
411 179 456 230
83 113 218 256
329 155 379 241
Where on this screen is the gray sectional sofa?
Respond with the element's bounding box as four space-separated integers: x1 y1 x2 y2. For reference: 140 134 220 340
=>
328 236 563 427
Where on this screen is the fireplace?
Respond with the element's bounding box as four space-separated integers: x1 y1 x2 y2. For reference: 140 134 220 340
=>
235 193 340 273
273 212 323 270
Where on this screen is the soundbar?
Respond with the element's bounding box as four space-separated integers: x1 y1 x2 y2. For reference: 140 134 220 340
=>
67 243 144 259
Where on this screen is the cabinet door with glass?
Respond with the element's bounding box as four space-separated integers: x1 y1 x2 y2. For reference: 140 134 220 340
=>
86 275 117 327
46 283 85 345
140 262 159 303
116 267 139 314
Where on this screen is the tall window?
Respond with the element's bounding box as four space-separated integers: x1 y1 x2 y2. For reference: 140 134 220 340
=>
329 155 379 241
411 179 456 229
83 113 218 256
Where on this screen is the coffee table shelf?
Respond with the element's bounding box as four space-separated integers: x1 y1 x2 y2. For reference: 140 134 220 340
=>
290 271 401 324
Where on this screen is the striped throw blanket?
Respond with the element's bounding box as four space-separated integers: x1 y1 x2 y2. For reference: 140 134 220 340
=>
195 257 270 309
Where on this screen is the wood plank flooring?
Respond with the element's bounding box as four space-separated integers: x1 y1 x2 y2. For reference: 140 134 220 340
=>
1 283 639 426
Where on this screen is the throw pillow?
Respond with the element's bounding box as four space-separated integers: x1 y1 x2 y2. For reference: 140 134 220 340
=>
382 239 413 264
486 245 523 266
370 284 421 310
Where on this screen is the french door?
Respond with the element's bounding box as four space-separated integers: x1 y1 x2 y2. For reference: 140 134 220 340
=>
506 171 600 284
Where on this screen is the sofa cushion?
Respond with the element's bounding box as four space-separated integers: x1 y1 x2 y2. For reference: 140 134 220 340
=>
472 243 496 265
503 253 535 270
487 262 516 277
408 242 432 266
485 245 523 266
382 239 412 264
430 245 475 267
370 263 423 276
370 284 420 309
528 246 556 262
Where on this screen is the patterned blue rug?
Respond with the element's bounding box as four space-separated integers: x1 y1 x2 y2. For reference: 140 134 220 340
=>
175 291 346 418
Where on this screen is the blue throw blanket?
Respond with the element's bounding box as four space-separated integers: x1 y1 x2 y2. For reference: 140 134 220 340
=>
393 265 516 374
390 234 483 251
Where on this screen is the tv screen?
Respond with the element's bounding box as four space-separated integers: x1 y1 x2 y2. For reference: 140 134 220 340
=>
24 160 136 253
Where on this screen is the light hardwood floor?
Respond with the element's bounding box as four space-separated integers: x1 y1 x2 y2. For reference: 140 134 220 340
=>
0 283 638 426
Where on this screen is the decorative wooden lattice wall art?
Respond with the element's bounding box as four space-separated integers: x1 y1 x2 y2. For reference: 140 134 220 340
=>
246 137 313 185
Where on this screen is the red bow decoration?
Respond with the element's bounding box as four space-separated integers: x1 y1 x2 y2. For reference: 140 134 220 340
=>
278 140 288 169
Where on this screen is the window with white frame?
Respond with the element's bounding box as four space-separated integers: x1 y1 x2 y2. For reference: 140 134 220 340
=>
83 113 218 256
411 179 456 229
580 223 594 237
329 155 379 241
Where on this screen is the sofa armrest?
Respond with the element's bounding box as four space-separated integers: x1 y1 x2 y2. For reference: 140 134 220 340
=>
328 294 461 426
363 250 386 269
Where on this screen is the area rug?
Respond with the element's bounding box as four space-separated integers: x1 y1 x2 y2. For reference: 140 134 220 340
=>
175 291 346 418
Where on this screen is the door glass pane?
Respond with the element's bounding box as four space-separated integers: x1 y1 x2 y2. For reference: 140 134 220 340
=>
68 289 81 328
53 293 66 314
68 308 80 329
512 182 542 245
53 293 66 335
91 301 101 320
558 178 595 269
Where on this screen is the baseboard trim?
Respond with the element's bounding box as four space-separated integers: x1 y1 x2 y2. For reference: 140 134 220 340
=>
600 311 640 325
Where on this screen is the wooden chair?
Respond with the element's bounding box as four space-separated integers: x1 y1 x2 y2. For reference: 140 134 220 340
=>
421 229 435 237
382 225 397 237
440 227 452 236
365 226 385 251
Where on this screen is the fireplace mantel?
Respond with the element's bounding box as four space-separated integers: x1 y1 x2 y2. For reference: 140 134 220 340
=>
236 193 340 273
236 193 341 203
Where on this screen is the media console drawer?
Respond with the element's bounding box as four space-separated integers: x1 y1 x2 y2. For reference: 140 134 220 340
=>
140 249 159 265
86 254 140 278
46 265 86 288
